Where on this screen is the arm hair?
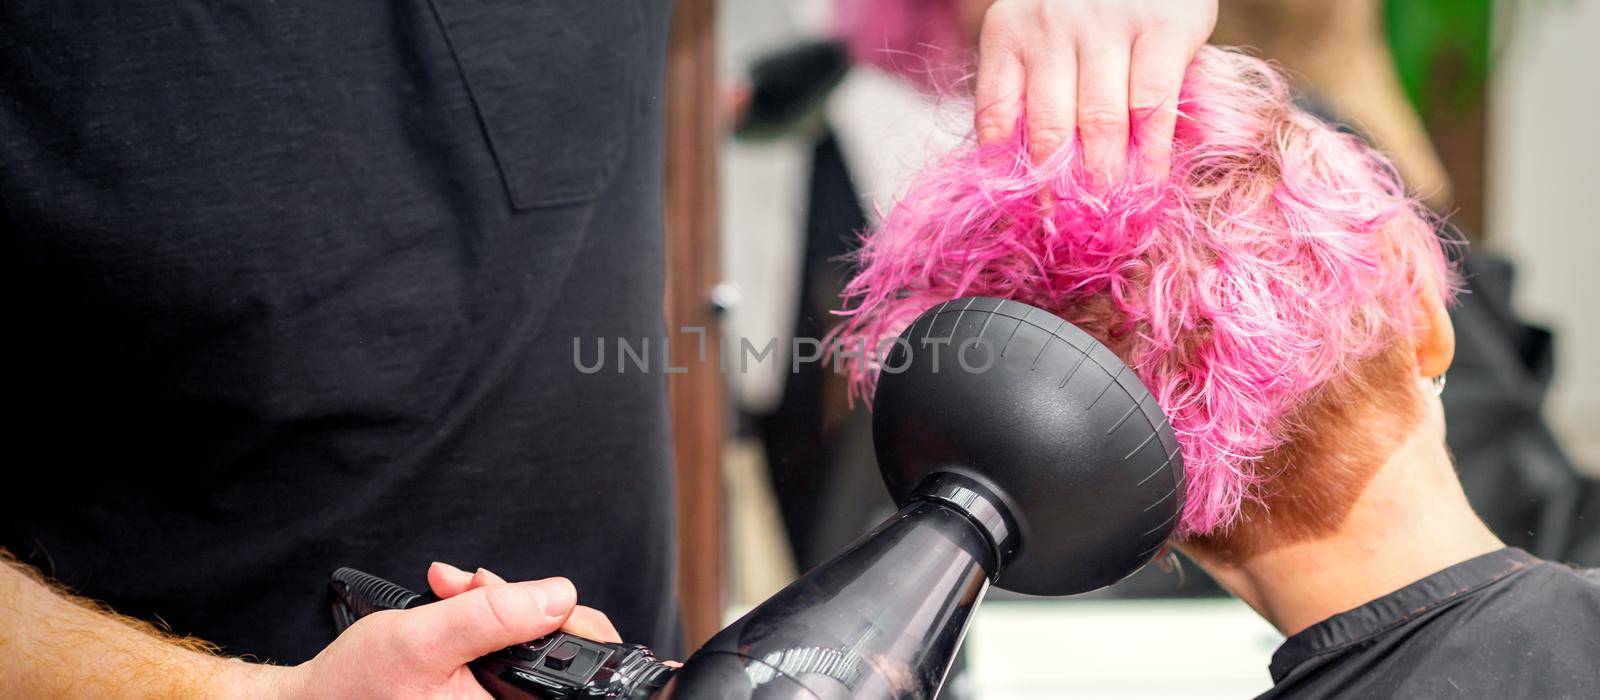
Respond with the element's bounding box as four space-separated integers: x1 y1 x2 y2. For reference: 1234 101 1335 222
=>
0 549 281 698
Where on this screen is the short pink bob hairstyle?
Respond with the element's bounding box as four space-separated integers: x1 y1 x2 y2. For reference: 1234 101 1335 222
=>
833 47 1456 537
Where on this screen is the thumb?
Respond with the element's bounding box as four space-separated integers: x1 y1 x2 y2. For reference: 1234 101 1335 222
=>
399 577 577 667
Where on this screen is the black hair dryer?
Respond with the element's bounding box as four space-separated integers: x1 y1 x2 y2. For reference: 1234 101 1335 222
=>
331 297 1185 699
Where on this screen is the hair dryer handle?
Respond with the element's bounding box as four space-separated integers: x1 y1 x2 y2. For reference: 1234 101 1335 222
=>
328 567 674 699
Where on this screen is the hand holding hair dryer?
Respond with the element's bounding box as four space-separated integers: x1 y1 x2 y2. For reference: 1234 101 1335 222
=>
331 297 1184 699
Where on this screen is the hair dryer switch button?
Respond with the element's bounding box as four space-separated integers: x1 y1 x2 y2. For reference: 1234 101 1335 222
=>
544 641 580 670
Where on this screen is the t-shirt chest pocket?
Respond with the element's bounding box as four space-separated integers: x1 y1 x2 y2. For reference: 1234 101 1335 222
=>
427 0 638 209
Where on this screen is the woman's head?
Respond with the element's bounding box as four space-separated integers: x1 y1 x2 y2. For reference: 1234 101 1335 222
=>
834 46 1457 542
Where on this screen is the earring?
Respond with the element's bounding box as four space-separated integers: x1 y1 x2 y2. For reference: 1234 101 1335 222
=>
1430 374 1447 396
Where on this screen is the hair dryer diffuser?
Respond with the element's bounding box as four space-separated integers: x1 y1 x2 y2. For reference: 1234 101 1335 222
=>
662 297 1184 697
873 296 1185 594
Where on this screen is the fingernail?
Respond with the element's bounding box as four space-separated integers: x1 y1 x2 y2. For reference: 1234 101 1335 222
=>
533 578 577 618
432 561 471 583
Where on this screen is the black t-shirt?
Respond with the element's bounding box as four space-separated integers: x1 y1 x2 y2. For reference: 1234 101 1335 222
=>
1262 548 1600 698
2 1 679 663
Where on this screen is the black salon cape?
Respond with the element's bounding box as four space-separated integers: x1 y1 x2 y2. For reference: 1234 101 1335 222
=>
1260 548 1600 698
2 1 680 662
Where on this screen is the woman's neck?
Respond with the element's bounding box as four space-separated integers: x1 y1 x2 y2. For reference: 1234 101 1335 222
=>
1183 407 1504 636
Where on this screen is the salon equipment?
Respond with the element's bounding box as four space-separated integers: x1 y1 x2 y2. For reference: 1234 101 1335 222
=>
330 297 1184 698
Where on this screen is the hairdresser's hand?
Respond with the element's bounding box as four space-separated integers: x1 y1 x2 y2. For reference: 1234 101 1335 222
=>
974 0 1216 182
426 563 622 643
272 563 618 699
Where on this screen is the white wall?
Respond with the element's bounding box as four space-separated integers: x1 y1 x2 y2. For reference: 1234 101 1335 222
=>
1488 0 1600 471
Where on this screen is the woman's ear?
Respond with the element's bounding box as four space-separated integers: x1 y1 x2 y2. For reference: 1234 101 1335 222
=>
1414 280 1455 380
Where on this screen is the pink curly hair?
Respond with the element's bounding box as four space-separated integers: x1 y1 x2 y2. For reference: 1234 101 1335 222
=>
833 47 1457 537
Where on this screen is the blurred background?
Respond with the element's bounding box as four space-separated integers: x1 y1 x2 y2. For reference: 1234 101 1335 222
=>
663 0 1599 696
